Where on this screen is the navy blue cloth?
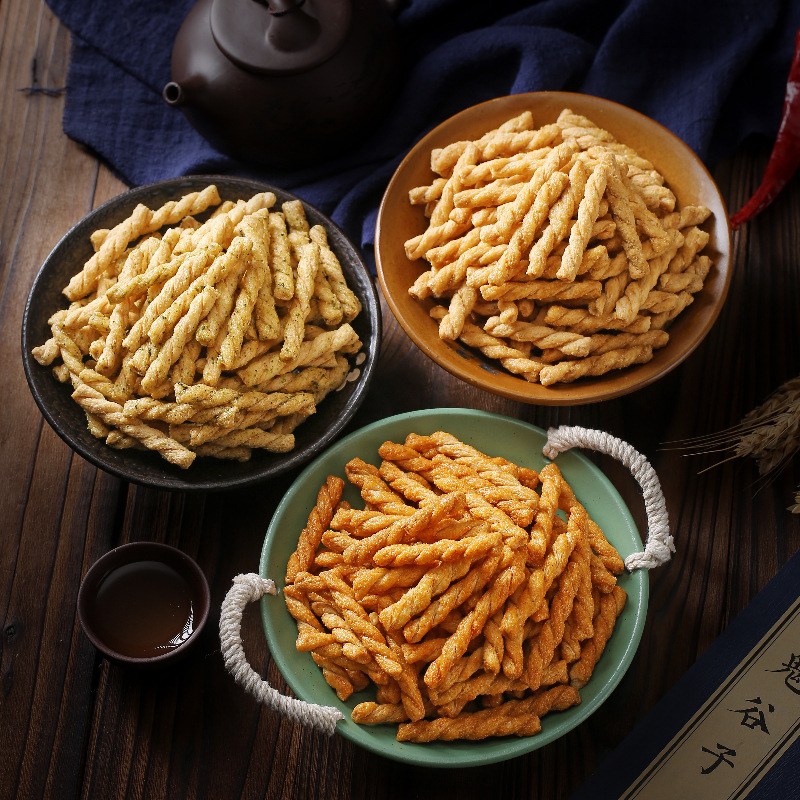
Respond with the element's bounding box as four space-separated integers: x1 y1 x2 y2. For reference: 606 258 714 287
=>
44 0 800 269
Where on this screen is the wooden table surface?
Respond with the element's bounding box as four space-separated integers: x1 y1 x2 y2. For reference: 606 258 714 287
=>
3 3 800 799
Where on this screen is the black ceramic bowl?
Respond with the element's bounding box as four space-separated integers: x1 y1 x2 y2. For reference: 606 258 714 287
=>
22 175 381 491
77 541 211 669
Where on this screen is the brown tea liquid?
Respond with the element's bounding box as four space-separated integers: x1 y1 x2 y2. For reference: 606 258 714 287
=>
89 560 195 658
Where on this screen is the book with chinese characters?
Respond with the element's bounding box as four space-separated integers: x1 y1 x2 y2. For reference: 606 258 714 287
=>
571 547 800 800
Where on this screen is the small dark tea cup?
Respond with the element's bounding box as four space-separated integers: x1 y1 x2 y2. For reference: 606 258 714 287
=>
78 542 211 669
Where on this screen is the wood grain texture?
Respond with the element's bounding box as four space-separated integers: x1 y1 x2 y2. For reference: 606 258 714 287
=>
2 2 800 799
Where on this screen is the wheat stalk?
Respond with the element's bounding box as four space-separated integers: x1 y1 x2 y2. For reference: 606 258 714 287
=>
667 375 800 512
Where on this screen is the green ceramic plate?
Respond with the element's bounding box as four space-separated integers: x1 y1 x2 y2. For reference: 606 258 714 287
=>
259 409 648 767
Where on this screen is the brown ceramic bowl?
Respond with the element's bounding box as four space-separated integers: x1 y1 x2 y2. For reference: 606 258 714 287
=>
375 92 732 405
77 542 211 670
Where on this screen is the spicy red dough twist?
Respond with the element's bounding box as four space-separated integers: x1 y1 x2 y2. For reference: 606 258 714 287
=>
285 475 345 583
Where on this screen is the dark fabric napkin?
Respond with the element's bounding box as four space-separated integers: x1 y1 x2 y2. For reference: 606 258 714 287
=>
44 0 800 269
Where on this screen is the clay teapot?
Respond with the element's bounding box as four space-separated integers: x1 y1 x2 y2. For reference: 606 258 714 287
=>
163 0 399 167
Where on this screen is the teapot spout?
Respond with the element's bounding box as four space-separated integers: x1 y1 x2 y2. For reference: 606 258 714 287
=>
163 81 184 107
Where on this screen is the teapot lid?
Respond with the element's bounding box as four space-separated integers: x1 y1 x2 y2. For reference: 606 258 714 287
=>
210 0 352 75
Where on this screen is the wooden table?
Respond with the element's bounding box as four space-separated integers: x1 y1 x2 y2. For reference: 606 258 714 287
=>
3 3 800 798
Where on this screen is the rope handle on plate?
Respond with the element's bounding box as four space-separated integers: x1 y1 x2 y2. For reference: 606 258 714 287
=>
543 425 674 571
219 573 344 735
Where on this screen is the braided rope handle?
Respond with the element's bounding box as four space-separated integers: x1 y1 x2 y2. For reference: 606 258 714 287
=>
543 425 674 571
219 573 344 735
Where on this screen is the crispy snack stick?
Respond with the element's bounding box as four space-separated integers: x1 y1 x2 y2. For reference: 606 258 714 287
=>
421 462 531 544
399 705 542 741
283 584 337 652
484 319 592 357
481 170 571 287
372 528 501 567
525 548 584 691
600 151 648 280
303 570 405 680
236 324 360 386
344 457 417 516
542 304 651 334
569 585 627 688
64 186 221 300
331 507 409 537
378 558 475 632
612 228 684 324
240 212 281 340
309 651 357 701
140 285 220 393
402 545 505 645
267 211 294 301
185 426 295 453
95 238 160 376
311 596 373 664
220 228 270 366
424 454 535 528
528 462 563 563
309 225 362 321
526 159 588 278
104 233 188 304
500 571 545 679
280 242 319 361
428 142 479 228
430 308 546 382
408 177 447 206
560 536 595 662
123 242 224 352
437 284 477 340
71 382 195 468
286 475 345 582
404 431 540 505
557 160 610 281
453 176 530 210
480 277 603 303
457 148 551 188
186 193 276 252
351 702 411 725
378 460 438 506
344 491 468 565
424 547 527 689
557 484 625 574
377 439 436 478
538 345 654 386
404 218 472 262
352 565 428 600
429 112 542 174
122 396 229 425
399 685 581 741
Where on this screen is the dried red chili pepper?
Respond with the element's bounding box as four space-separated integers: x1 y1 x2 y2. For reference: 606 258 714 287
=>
730 27 800 230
